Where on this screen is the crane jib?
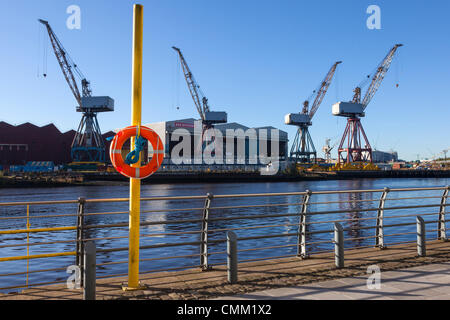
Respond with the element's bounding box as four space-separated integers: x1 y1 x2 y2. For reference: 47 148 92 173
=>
308 61 342 120
172 46 227 125
360 44 403 110
39 19 91 107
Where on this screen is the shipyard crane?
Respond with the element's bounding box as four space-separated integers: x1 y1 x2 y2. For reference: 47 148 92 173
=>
332 44 402 164
39 19 114 164
172 46 227 127
322 138 338 164
285 61 341 164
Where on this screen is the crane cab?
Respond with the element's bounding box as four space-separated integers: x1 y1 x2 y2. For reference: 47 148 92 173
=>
284 113 312 126
204 111 227 124
79 96 115 113
332 102 365 117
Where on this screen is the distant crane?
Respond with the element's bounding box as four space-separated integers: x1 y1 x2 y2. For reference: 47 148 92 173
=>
39 19 114 163
285 61 341 163
442 149 449 162
332 44 402 164
172 47 227 159
172 46 227 127
427 148 438 161
322 138 337 163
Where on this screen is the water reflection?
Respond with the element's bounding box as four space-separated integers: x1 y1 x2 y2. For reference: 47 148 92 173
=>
337 179 377 248
0 177 448 291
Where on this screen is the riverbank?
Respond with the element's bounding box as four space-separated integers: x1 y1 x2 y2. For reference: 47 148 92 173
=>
0 174 124 188
1 169 449 188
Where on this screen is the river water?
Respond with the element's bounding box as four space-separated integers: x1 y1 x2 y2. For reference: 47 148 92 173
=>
0 177 448 292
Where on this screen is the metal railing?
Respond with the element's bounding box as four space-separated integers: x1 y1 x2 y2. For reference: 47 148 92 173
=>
0 185 448 292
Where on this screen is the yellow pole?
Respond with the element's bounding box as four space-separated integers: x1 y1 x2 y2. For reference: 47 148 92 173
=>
128 3 144 290
26 205 30 287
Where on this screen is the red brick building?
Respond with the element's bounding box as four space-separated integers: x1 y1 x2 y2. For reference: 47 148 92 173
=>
0 121 114 166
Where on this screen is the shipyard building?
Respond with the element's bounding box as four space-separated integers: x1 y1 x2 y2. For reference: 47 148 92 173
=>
143 119 288 169
372 150 399 163
0 121 114 168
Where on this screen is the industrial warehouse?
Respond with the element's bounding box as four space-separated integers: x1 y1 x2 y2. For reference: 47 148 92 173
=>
144 118 288 167
0 121 114 171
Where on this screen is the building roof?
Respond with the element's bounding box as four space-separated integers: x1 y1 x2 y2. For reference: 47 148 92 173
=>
145 119 288 141
0 121 114 165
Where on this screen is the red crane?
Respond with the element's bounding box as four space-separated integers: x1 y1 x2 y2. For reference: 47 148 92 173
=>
332 44 402 164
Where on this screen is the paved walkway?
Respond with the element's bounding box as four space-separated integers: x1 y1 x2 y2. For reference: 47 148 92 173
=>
216 262 450 300
2 240 450 300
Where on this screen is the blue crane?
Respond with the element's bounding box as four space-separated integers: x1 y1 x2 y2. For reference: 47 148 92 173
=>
39 19 114 164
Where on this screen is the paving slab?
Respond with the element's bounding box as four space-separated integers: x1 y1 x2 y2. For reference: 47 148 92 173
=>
217 262 450 300
2 240 450 300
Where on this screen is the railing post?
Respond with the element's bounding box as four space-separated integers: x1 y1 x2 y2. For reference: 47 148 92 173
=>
200 193 213 271
83 241 96 300
298 190 311 259
417 216 426 257
334 222 344 268
375 187 389 249
438 186 449 241
76 197 85 286
227 231 238 284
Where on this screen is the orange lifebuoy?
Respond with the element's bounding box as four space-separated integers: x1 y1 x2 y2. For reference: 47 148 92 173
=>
110 125 164 179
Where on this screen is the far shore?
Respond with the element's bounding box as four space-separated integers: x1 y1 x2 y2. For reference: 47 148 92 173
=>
0 169 448 188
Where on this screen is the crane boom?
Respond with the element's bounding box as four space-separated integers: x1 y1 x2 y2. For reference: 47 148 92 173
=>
352 44 402 110
308 61 342 119
38 19 92 107
172 46 208 121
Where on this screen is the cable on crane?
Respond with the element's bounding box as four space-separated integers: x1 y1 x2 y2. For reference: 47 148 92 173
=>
171 51 180 111
176 55 181 110
37 22 40 78
334 65 340 101
43 29 48 78
38 22 48 78
395 49 401 88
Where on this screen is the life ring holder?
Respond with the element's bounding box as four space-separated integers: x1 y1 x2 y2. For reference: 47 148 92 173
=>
110 125 164 179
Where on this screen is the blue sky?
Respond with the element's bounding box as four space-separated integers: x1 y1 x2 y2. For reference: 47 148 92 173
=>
0 0 449 161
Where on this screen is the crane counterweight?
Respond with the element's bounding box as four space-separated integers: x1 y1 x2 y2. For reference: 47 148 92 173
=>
332 102 365 118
